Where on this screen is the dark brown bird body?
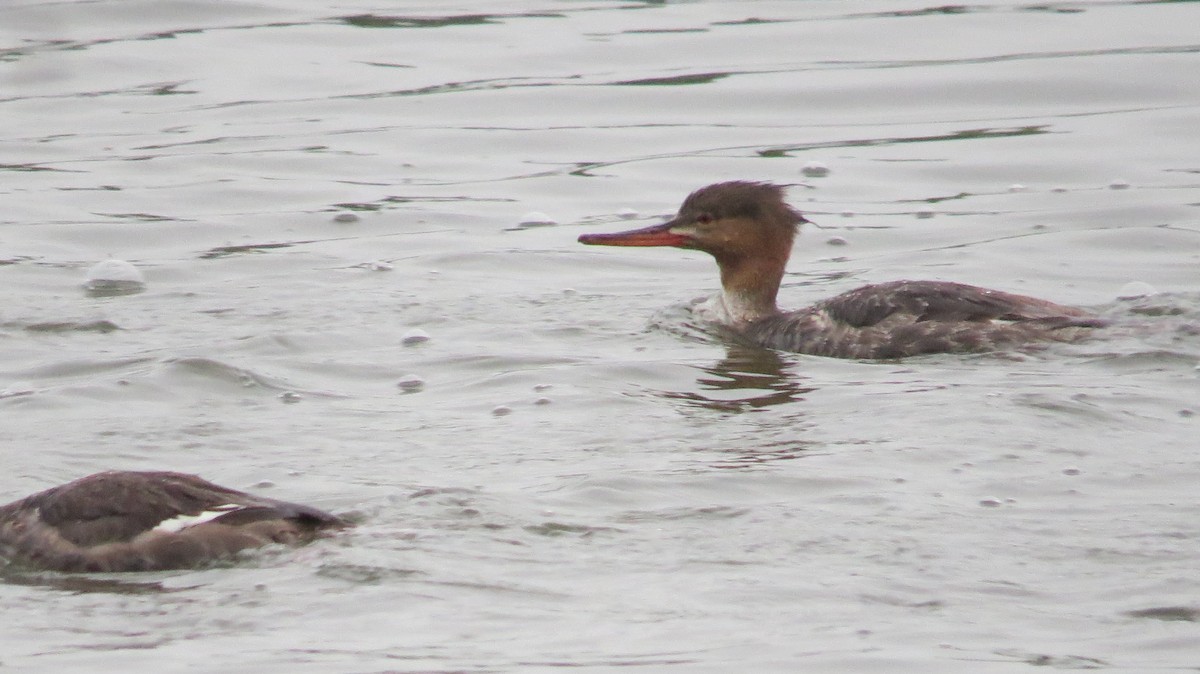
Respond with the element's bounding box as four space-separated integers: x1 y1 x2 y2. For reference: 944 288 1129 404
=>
0 471 345 572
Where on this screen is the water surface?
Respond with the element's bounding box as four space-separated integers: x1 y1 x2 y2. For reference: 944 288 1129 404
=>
2 1 1199 671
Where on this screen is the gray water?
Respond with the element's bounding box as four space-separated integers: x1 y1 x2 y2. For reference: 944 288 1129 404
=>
2 1 1200 672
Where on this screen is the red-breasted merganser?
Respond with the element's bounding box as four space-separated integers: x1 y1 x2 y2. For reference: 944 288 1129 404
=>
579 181 1105 359
0 471 346 572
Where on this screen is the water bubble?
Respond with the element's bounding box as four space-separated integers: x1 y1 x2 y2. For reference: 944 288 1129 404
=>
84 259 146 297
915 210 934 219
87 259 143 283
840 210 854 218
978 498 1003 508
333 212 359 223
518 211 557 227
1062 467 1081 476
401 328 430 346
533 383 553 392
1116 281 1157 300
397 374 425 393
279 391 302 404
253 479 276 489
801 161 830 178
534 397 552 406
492 405 513 417
618 208 639 220
366 261 393 272
1007 184 1027 193
825 236 848 246
1108 179 1131 190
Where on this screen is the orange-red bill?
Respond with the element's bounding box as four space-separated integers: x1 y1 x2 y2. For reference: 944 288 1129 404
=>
578 221 689 247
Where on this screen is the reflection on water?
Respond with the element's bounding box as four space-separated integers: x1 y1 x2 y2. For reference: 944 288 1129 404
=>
646 342 817 468
707 435 816 470
658 345 814 413
0 567 175 595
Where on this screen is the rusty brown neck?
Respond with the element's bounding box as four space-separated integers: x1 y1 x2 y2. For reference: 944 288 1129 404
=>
713 250 788 323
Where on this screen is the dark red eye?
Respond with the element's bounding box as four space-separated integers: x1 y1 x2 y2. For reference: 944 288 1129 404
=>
695 213 713 225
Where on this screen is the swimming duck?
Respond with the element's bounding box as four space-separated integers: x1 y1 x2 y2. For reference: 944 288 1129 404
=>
579 181 1105 359
0 471 345 572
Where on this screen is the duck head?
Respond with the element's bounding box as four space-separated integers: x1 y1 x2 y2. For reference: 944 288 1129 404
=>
579 181 808 321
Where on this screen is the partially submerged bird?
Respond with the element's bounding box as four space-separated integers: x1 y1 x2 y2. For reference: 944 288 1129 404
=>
579 181 1105 359
0 471 346 572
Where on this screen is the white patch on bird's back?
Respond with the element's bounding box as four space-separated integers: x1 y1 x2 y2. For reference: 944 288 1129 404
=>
153 504 243 533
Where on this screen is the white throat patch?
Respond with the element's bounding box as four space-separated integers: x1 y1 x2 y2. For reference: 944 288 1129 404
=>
694 291 763 325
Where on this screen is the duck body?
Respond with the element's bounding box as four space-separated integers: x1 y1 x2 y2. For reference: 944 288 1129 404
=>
741 279 1104 359
580 181 1105 359
0 471 345 572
